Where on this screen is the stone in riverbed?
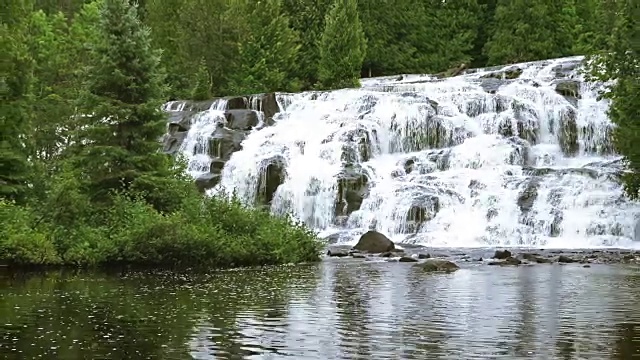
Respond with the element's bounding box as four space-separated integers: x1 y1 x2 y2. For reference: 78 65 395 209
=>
493 249 512 259
352 230 395 253
488 257 521 266
399 256 418 263
414 259 460 272
326 246 350 257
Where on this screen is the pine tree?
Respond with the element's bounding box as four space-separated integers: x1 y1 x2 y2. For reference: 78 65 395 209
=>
586 0 640 198
282 0 332 89
484 0 577 65
190 58 212 101
72 0 174 209
0 0 35 204
317 0 366 90
228 0 300 95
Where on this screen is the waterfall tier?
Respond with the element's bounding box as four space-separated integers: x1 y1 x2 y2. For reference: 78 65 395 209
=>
162 56 640 248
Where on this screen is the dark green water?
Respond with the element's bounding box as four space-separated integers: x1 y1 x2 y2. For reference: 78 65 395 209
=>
1 259 640 359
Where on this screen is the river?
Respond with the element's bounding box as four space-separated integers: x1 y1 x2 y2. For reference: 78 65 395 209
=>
1 259 639 359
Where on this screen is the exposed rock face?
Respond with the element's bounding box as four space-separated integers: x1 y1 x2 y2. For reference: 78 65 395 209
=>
162 93 281 193
256 156 286 205
335 164 370 218
352 230 395 253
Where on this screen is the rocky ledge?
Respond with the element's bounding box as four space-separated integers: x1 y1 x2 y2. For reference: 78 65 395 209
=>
326 230 640 270
162 93 280 193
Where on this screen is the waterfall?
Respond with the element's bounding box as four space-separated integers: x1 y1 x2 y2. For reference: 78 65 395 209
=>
163 56 640 248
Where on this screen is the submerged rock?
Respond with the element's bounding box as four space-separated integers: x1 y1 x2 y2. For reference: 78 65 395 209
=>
414 259 460 272
353 231 395 253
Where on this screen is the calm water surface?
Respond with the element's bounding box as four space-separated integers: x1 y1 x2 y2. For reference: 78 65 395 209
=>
1 259 640 359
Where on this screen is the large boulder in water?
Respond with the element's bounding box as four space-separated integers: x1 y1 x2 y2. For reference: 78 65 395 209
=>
352 230 395 253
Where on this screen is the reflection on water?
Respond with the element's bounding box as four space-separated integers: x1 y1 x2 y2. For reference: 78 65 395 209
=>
1 261 640 359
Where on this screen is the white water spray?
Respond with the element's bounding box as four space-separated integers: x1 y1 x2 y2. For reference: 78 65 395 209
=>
166 56 640 248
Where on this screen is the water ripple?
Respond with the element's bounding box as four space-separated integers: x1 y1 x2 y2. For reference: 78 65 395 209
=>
1 262 640 359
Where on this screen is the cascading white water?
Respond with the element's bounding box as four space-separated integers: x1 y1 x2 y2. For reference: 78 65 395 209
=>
171 56 640 248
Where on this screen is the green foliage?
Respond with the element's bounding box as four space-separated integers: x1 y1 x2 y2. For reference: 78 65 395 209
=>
485 0 577 65
584 0 640 198
228 0 301 95
0 199 60 265
190 58 212 101
317 0 367 90
0 0 35 204
0 188 322 267
72 0 173 210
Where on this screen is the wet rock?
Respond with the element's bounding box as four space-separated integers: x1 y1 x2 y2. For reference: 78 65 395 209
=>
414 259 460 272
512 101 540 144
335 164 369 217
403 195 440 233
557 255 575 263
351 253 366 259
506 136 531 166
552 61 581 78
249 93 280 125
162 132 187 154
327 247 350 257
403 158 416 174
353 230 395 253
481 67 523 80
517 178 541 213
379 252 393 258
322 233 343 245
418 253 431 259
224 109 259 130
580 123 615 155
518 253 551 263
554 80 581 99
488 256 521 266
208 123 245 161
209 159 226 174
256 156 286 205
339 130 375 163
399 256 418 263
195 172 221 193
558 107 579 156
493 249 512 260
224 96 247 110
167 111 194 133
478 77 506 94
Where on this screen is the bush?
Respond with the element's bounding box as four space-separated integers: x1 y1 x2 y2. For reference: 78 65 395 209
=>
0 182 323 268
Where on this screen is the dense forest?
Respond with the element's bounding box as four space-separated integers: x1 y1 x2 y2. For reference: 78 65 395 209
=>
1 0 638 267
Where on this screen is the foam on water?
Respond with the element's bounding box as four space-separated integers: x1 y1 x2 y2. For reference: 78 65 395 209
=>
170 56 640 248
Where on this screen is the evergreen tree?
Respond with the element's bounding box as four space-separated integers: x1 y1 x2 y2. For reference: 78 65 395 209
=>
317 0 366 90
0 0 35 204
470 0 496 67
228 0 300 95
72 0 173 209
190 58 212 101
282 0 332 90
485 0 576 65
586 0 640 198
